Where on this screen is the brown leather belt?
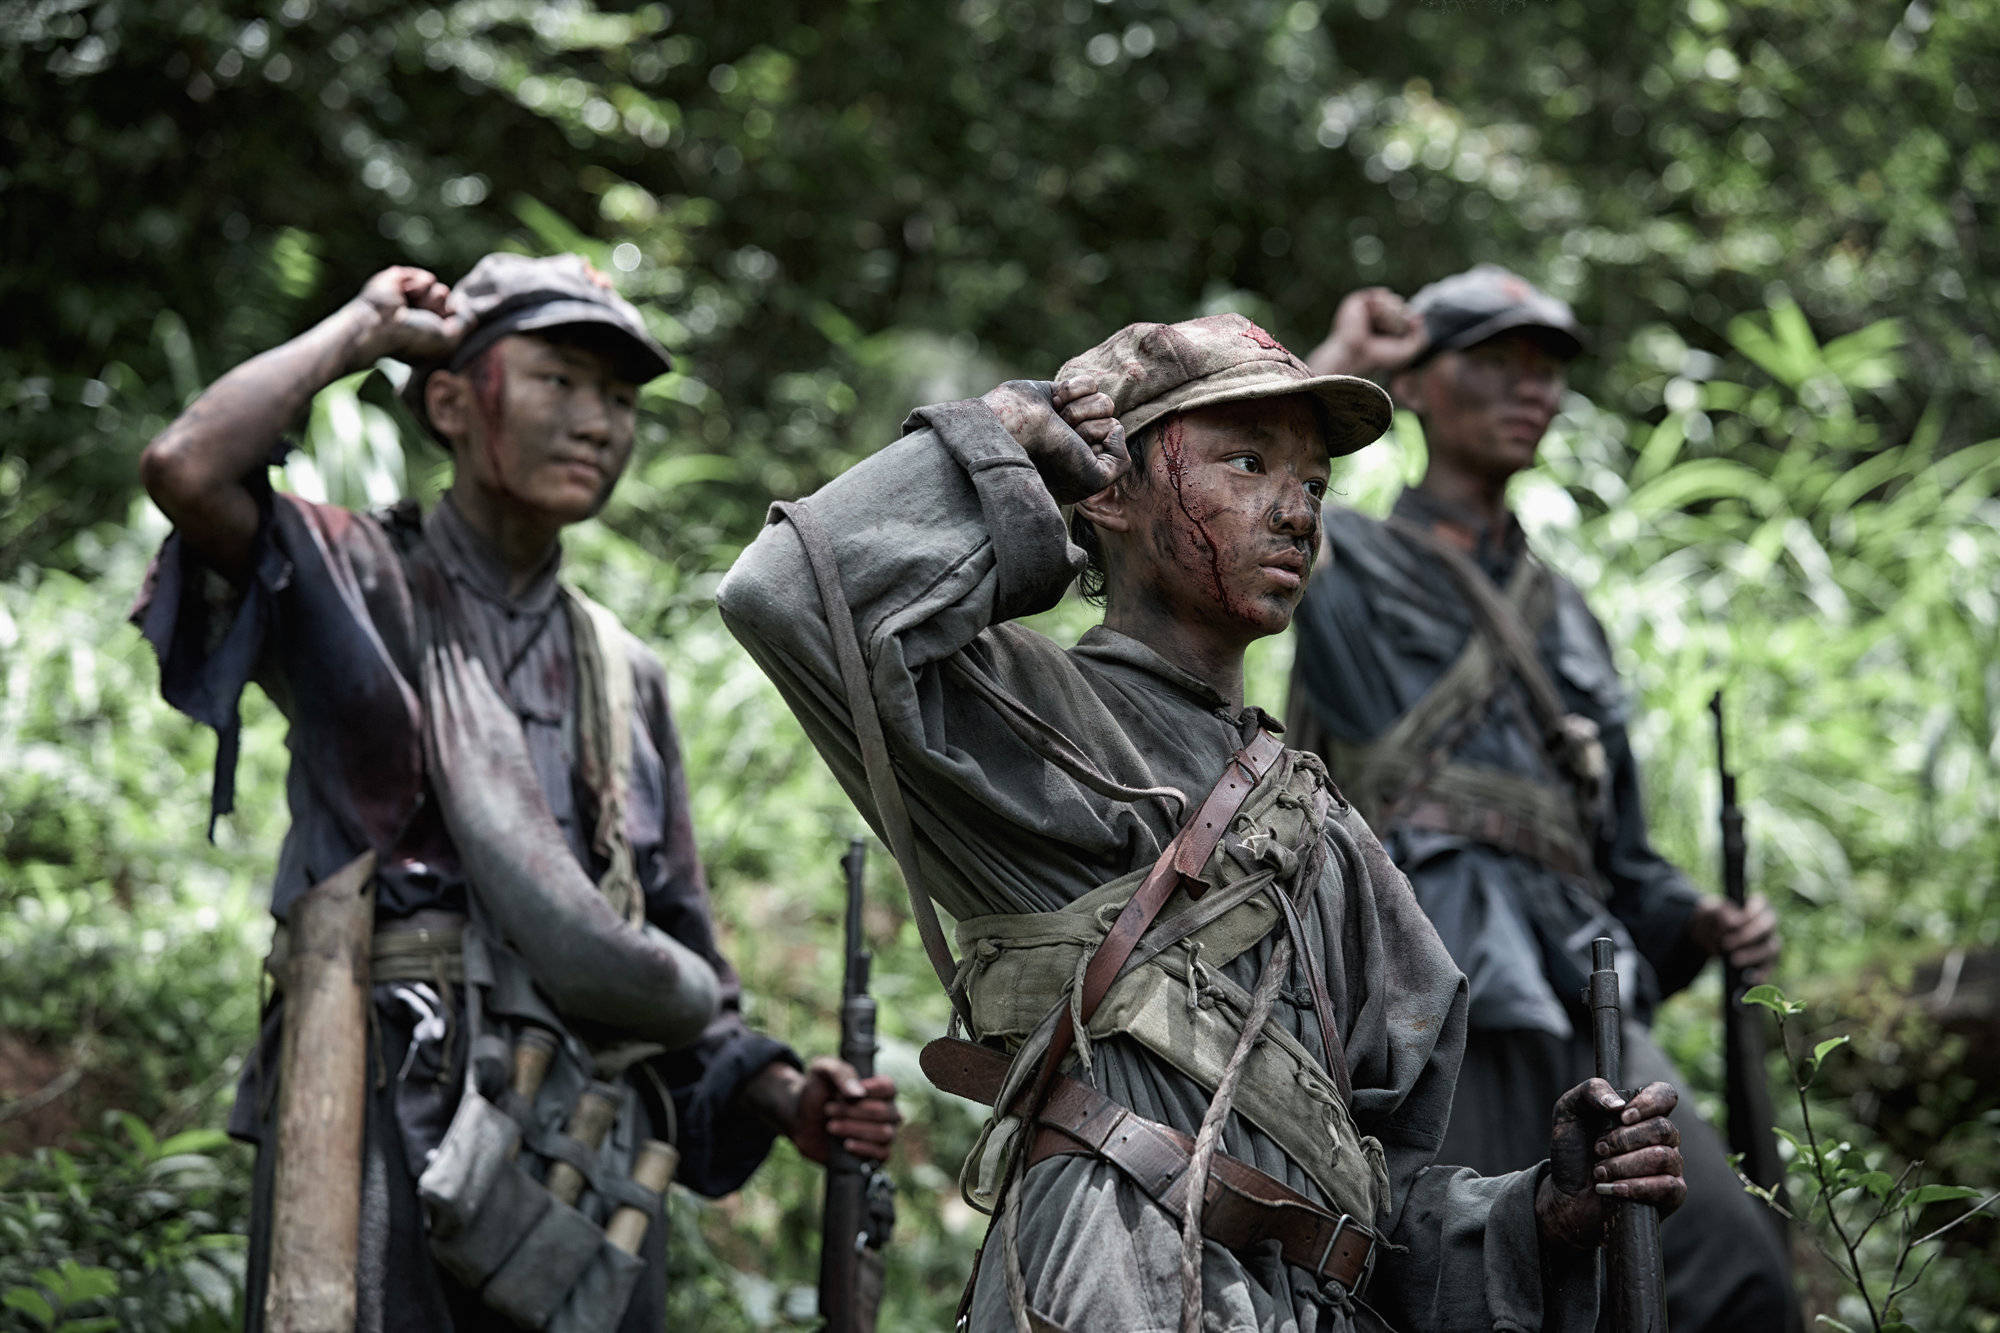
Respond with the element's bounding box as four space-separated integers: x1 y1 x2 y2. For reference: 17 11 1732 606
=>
923 1037 1378 1295
1397 796 1590 880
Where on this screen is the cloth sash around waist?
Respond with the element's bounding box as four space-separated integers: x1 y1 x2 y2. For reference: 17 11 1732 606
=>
266 908 468 989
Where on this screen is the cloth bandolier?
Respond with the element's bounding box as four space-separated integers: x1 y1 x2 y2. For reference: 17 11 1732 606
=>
775 498 1388 1332
405 583 669 1331
1296 516 1608 889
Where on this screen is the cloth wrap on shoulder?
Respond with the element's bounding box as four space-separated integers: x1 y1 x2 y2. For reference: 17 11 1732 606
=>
409 581 721 1330
951 747 1391 1229
417 588 720 1044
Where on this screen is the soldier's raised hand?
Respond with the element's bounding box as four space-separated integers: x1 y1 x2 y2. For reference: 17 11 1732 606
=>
347 265 471 367
1537 1078 1686 1250
1306 287 1430 380
981 376 1129 504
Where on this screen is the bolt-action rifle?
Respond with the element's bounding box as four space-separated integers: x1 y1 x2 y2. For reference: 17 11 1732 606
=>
819 838 895 1333
1711 692 1790 1226
1590 936 1668 1333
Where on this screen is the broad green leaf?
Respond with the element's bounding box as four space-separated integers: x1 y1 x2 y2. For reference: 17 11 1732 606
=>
154 1129 231 1159
2 1288 57 1329
1902 1184 1983 1208
1741 985 1802 1016
1854 1171 1894 1199
1810 1035 1850 1069
110 1111 155 1160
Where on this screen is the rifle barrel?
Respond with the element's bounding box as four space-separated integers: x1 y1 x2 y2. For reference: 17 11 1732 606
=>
1590 937 1667 1333
822 837 886 1333
1713 692 1790 1216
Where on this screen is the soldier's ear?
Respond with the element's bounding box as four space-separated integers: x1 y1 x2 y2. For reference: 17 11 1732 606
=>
1392 364 1424 410
1388 362 1431 416
426 369 474 448
1073 471 1135 538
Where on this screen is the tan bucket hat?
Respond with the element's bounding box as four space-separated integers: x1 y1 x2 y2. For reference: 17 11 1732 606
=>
1056 313 1392 456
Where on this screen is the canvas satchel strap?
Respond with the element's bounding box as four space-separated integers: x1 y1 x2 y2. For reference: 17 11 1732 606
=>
1367 550 1550 818
1010 728 1287 1119
769 499 971 1029
1386 517 1580 770
562 586 644 927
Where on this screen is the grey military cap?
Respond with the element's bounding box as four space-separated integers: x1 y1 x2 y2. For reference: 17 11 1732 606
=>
1407 264 1586 366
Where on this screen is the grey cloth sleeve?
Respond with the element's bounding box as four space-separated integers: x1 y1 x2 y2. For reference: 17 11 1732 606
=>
717 401 1103 923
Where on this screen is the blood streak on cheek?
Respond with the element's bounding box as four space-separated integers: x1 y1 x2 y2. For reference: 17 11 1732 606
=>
1159 418 1239 613
471 354 518 500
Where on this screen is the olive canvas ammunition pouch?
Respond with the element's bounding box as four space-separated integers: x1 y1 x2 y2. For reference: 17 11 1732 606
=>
947 745 1390 1228
418 929 663 1331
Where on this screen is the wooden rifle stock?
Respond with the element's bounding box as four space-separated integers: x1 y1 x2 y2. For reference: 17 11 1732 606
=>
1590 937 1668 1333
265 851 375 1333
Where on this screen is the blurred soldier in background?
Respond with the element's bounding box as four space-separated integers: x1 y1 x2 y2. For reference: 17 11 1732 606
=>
136 254 897 1331
1289 266 1796 1332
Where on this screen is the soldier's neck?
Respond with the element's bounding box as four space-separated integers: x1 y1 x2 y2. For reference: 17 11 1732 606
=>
440 485 563 598
1414 465 1512 540
1101 599 1247 712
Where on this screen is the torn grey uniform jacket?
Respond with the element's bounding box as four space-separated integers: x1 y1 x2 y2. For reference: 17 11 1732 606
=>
717 400 1597 1332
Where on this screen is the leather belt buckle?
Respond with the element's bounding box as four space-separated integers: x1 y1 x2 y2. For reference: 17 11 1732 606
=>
1313 1213 1375 1294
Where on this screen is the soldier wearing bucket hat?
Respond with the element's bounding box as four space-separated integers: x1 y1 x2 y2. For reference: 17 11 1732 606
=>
1288 268 1799 1333
137 253 900 1333
721 311 1688 1332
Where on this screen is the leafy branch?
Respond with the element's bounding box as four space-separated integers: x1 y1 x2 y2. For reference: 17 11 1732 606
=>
1743 985 1998 1333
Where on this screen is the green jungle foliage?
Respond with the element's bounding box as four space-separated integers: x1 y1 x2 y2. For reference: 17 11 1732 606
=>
5 0 1998 1328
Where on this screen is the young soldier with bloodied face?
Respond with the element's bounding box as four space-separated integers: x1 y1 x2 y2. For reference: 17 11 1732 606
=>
1288 267 1798 1332
136 255 898 1332
719 314 1686 1332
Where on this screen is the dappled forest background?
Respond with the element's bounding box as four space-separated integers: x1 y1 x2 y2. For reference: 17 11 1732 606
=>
4 0 1998 1328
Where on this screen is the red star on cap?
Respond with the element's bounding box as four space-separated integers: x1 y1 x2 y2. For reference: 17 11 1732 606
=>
1241 323 1283 350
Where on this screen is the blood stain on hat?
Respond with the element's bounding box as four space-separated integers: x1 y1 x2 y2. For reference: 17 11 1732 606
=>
1240 323 1283 350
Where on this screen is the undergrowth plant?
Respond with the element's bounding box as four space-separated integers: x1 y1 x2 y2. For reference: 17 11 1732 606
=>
1742 985 1997 1333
